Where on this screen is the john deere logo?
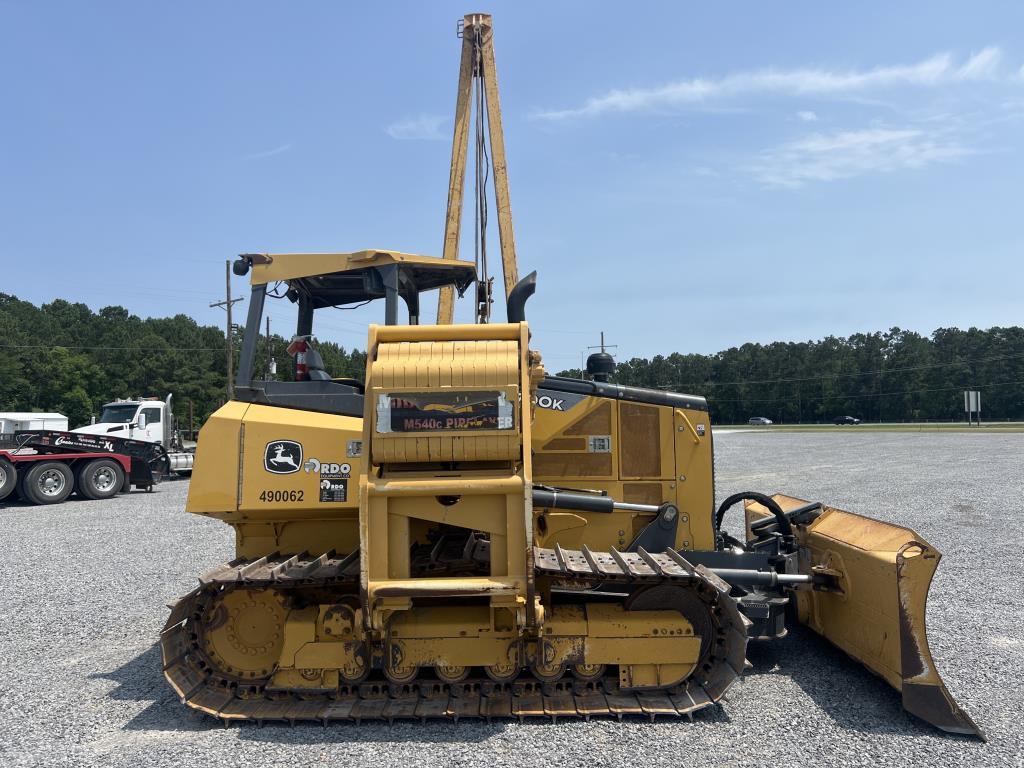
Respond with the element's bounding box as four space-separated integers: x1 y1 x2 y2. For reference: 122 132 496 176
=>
264 441 303 474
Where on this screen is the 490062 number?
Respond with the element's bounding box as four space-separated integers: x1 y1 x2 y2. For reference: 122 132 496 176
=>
258 490 304 503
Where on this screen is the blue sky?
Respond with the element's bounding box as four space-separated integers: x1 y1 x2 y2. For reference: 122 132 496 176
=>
1 1 1022 372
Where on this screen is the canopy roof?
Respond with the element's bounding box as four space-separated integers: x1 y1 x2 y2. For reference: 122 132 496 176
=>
247 250 477 309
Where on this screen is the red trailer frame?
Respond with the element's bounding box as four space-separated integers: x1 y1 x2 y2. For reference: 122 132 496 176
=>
0 450 132 473
0 429 167 506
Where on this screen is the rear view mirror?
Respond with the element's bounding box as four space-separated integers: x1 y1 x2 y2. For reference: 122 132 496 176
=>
136 414 147 429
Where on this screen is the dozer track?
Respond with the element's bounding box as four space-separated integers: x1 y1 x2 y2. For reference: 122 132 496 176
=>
161 547 749 725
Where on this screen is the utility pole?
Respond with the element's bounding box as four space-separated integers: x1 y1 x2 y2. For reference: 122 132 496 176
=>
210 260 244 399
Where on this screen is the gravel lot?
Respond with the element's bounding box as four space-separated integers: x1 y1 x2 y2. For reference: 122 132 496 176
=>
1 432 1021 768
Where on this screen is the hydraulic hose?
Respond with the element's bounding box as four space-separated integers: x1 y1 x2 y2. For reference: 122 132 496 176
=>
715 491 794 540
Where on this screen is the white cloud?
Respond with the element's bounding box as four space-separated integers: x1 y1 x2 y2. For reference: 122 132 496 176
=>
385 114 448 140
244 143 291 160
797 110 818 122
534 47 1006 120
749 127 974 188
958 47 1002 79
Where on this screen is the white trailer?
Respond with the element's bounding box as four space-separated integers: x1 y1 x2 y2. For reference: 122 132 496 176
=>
0 413 69 433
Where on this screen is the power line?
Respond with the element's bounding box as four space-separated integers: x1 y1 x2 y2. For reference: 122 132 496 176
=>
0 338 367 354
647 350 1024 389
533 327 593 336
710 378 1024 406
0 344 224 351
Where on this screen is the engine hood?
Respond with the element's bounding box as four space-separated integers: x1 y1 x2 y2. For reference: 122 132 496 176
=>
73 423 134 436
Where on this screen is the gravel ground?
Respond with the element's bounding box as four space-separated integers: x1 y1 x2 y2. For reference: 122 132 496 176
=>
1 432 1021 768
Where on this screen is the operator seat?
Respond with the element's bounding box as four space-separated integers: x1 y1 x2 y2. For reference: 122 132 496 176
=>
305 348 332 381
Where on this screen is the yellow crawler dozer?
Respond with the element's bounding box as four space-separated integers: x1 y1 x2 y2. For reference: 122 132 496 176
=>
161 250 980 736
161 13 980 738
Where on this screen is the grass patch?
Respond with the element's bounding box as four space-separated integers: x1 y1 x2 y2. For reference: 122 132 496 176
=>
719 422 1024 433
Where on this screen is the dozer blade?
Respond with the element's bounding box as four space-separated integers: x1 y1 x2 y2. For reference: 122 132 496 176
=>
746 494 983 740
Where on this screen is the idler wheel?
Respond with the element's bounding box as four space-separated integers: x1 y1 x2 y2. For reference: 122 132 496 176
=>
202 588 286 679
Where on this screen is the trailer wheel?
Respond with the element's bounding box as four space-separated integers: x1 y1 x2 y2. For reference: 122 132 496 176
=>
76 459 125 501
0 458 16 502
23 461 74 505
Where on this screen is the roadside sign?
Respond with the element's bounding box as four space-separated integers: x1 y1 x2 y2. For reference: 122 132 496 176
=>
963 390 981 426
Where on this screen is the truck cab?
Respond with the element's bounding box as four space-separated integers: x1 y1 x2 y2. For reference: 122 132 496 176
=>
75 397 169 445
74 395 194 473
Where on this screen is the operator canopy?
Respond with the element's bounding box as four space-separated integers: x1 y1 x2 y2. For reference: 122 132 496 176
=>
236 249 477 309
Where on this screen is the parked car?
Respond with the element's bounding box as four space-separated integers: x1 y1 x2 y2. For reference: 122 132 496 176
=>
833 415 861 425
748 416 773 425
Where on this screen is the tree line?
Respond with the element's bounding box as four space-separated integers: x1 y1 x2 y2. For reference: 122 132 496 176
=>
0 293 365 429
3 293 1021 427
558 327 1024 423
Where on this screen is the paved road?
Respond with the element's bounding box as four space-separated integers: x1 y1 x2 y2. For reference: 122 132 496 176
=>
1 432 1020 767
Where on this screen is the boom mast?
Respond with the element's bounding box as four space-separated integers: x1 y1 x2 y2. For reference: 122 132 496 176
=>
437 13 519 324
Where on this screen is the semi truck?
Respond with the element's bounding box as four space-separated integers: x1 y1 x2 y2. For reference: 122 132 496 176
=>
72 394 194 474
0 394 196 506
